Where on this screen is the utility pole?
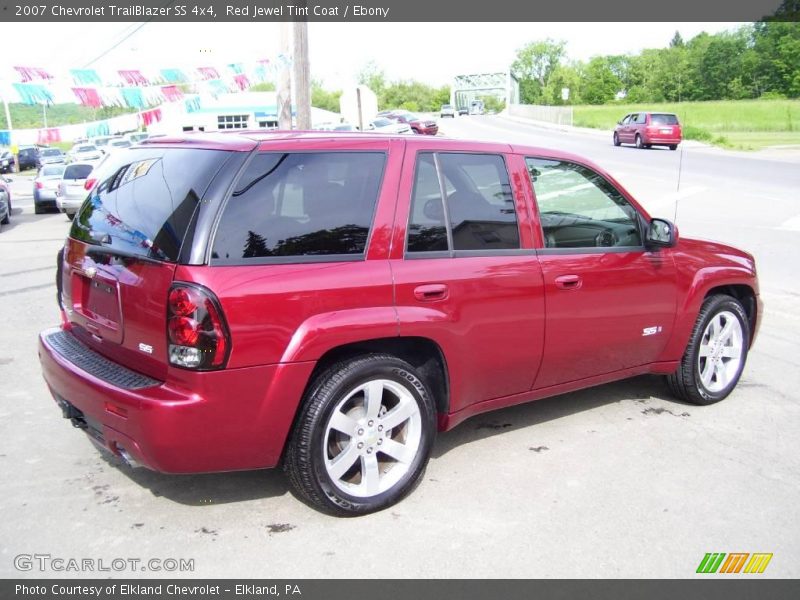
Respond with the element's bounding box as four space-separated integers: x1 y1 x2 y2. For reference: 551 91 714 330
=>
277 22 293 130
293 7 312 130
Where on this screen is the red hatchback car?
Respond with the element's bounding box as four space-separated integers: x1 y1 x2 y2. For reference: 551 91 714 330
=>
614 112 682 150
39 132 760 515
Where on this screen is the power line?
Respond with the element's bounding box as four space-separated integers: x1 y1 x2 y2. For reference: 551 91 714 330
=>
82 1 177 68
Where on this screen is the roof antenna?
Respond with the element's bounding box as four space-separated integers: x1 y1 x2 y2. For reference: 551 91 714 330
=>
674 146 684 224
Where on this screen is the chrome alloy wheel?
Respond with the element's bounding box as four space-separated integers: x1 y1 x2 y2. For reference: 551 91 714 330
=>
323 379 422 498
697 310 744 393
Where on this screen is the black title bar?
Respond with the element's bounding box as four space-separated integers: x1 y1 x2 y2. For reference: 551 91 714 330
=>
2 0 799 22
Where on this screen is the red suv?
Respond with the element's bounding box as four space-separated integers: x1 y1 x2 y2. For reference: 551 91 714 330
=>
614 112 682 150
39 132 760 515
389 111 439 135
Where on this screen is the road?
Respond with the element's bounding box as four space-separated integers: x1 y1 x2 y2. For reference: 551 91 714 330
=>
0 119 798 579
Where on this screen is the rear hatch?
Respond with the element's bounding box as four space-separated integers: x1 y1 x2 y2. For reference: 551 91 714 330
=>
60 146 234 380
650 113 681 139
60 163 93 200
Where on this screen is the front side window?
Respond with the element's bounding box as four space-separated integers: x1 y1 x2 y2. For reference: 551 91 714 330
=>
526 157 642 249
212 152 385 262
407 152 520 254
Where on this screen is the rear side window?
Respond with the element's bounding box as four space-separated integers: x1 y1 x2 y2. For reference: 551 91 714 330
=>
63 164 92 180
651 113 679 125
407 152 520 254
70 148 229 262
211 152 385 262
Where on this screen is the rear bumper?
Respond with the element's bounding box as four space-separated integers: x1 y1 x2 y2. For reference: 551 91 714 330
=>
38 327 315 473
644 135 681 145
56 196 84 211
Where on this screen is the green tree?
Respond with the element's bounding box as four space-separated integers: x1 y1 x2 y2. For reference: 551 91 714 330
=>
511 39 567 104
580 57 622 104
310 80 342 112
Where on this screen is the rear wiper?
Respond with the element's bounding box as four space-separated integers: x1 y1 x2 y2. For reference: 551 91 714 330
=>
86 245 164 265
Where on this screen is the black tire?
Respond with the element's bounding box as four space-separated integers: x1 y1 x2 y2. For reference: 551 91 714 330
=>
284 353 437 516
613 133 620 147
645 143 652 149
666 294 750 405
669 144 678 151
34 203 45 215
1 212 8 225
635 134 644 149
65 212 75 220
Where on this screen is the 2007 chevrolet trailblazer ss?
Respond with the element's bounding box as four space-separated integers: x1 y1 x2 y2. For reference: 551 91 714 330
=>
38 132 762 515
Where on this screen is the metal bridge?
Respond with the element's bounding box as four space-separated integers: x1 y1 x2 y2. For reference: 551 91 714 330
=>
450 72 520 110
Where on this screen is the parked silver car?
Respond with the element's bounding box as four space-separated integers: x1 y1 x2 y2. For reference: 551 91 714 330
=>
0 177 11 227
67 144 102 163
56 162 93 219
34 165 66 214
37 147 66 167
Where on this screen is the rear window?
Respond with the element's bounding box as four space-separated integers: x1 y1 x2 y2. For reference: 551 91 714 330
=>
77 145 96 152
42 148 61 156
211 152 385 263
70 148 230 262
42 166 65 176
651 113 679 125
63 164 93 180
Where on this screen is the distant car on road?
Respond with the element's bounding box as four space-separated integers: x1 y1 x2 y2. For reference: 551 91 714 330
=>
56 162 93 219
388 111 439 135
614 112 682 150
440 104 455 118
0 150 15 173
34 164 66 214
0 176 11 226
37 147 66 168
67 144 102 163
367 117 412 134
469 100 485 115
457 106 469 116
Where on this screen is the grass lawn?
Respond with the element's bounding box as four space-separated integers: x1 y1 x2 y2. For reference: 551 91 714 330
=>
572 99 800 150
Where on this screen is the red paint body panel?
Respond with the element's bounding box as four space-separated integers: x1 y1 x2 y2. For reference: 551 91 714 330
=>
39 133 760 474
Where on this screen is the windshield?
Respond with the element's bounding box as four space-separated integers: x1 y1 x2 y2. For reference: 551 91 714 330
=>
373 118 393 127
42 166 66 177
651 114 679 125
76 145 97 152
42 149 61 156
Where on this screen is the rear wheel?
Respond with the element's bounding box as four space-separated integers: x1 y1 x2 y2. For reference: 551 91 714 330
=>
284 354 437 516
34 203 45 215
1 211 8 225
667 294 750 405
669 144 678 151
635 134 644 149
613 133 620 146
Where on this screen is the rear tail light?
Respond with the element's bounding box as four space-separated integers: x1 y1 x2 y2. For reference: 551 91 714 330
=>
35 181 43 189
84 178 97 191
167 283 230 370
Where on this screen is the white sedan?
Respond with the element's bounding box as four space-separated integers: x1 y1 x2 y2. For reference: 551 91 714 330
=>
366 117 412 134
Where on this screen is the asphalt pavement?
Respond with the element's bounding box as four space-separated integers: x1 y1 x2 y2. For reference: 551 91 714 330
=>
0 120 798 578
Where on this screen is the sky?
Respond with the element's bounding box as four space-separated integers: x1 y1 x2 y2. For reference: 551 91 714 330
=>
0 21 743 91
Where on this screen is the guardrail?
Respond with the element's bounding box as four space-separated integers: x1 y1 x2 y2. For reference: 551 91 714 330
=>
508 104 573 127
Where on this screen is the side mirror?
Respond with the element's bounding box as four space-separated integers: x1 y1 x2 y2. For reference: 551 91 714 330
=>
646 218 678 248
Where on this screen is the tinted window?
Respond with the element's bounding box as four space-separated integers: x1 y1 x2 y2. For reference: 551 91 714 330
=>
41 148 61 156
70 148 229 262
633 114 647 124
212 152 385 261
407 154 448 252
651 113 679 125
63 164 93 179
527 157 642 249
407 152 520 253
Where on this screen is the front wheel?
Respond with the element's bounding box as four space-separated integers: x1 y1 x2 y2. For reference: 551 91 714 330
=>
613 132 620 146
667 294 750 405
284 354 437 516
65 211 75 220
